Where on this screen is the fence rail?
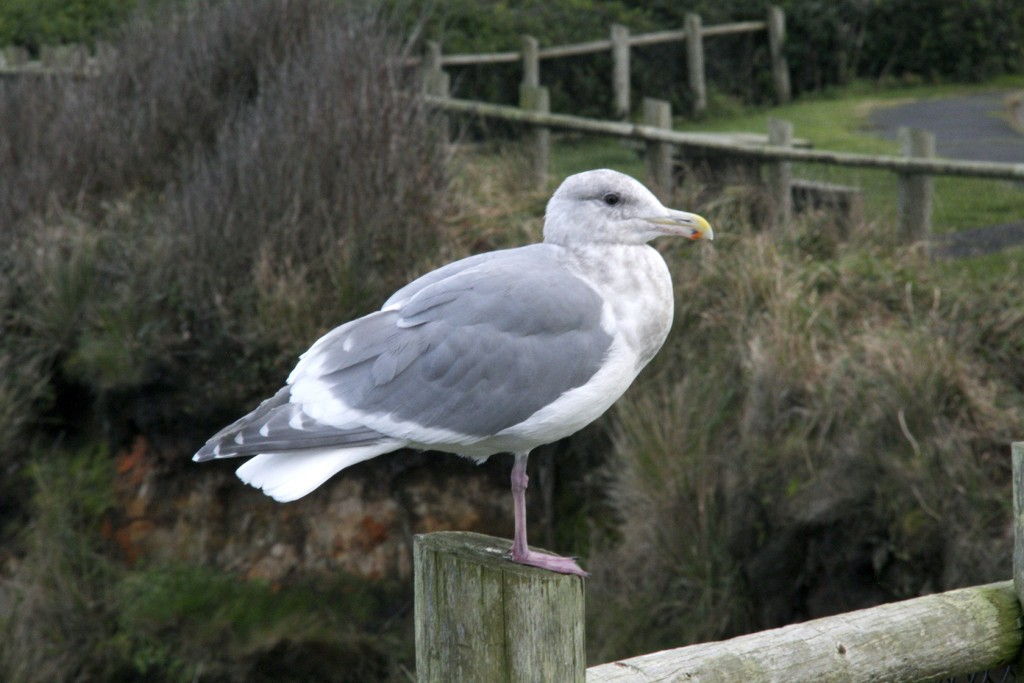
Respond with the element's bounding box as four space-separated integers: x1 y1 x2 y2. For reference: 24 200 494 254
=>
426 94 1024 181
414 443 1024 681
426 20 769 66
587 581 1020 681
425 91 1024 246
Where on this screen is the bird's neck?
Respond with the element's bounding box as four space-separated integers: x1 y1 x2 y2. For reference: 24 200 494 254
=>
561 243 674 368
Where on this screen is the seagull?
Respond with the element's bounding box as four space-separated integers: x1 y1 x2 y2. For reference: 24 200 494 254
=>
193 169 713 576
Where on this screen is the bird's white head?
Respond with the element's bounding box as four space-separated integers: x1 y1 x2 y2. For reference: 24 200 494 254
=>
543 169 714 246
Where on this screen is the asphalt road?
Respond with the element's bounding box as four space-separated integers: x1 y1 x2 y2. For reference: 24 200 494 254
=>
869 91 1024 163
870 91 1024 257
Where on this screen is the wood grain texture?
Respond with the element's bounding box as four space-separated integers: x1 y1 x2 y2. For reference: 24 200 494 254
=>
587 582 1021 682
415 532 585 683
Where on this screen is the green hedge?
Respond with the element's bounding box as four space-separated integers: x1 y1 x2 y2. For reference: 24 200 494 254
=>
0 0 136 51
402 0 1024 115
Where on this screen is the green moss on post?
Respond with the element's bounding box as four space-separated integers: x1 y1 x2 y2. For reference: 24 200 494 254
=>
414 531 585 682
1013 442 1024 607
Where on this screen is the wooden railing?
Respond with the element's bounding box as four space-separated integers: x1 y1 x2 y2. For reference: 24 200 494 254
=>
413 442 1024 681
414 7 791 118
425 91 1024 246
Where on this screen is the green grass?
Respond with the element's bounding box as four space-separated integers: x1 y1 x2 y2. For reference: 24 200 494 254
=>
552 79 1024 237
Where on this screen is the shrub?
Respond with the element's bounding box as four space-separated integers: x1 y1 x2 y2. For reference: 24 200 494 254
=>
586 199 1022 661
0 0 448 452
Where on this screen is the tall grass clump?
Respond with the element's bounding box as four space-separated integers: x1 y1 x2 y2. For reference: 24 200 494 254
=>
0 0 447 454
587 195 1023 662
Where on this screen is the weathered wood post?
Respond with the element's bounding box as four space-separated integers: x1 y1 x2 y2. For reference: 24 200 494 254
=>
423 41 451 143
521 35 540 88
519 84 550 189
611 23 631 119
422 40 444 92
767 6 792 104
897 127 935 245
766 118 794 229
685 13 707 116
644 98 674 200
414 531 585 682
1013 442 1024 608
1 45 29 68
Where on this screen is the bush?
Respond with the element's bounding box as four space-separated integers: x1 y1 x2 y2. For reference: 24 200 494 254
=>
0 0 447 454
0 0 135 51
585 194 1023 661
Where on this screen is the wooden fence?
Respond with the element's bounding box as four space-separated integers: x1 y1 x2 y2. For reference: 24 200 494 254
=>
0 43 108 78
415 7 791 118
414 442 1024 681
424 91 1024 246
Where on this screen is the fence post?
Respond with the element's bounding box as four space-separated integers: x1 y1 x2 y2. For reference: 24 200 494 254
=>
767 6 792 104
1014 443 1024 609
644 98 674 200
611 23 630 119
423 40 444 92
897 127 935 245
685 13 707 116
423 42 451 143
767 119 794 229
1 45 29 68
414 531 585 682
521 35 540 88
519 84 550 190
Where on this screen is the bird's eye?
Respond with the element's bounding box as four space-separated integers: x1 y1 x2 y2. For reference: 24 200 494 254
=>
602 192 621 206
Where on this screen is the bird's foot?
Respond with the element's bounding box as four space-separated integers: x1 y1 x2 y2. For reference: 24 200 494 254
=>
510 548 589 577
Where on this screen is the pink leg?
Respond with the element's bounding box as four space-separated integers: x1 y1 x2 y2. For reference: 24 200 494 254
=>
509 452 588 576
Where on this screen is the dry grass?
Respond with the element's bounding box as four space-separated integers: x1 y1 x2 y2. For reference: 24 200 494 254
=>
586 186 1023 661
0 0 448 456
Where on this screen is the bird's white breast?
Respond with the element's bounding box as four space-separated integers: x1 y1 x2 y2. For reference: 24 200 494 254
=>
483 244 674 453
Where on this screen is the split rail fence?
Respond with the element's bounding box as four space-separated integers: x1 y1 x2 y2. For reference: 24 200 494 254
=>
414 6 791 118
414 442 1024 681
424 90 1024 246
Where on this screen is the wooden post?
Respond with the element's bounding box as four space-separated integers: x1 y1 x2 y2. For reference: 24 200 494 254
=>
1 45 29 67
423 42 451 144
1013 442 1024 608
685 13 706 116
767 118 794 229
519 85 550 189
423 41 444 92
521 35 539 88
414 531 585 683
767 6 792 104
611 24 630 119
897 127 935 244
644 98 674 200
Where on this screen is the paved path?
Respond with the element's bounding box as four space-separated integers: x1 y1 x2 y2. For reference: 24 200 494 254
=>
870 91 1024 258
870 91 1024 163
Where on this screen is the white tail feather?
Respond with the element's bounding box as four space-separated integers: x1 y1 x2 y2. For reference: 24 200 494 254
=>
236 441 402 502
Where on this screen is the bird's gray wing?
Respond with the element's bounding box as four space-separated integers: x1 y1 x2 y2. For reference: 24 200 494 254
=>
382 245 540 309
193 386 386 461
287 246 613 443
